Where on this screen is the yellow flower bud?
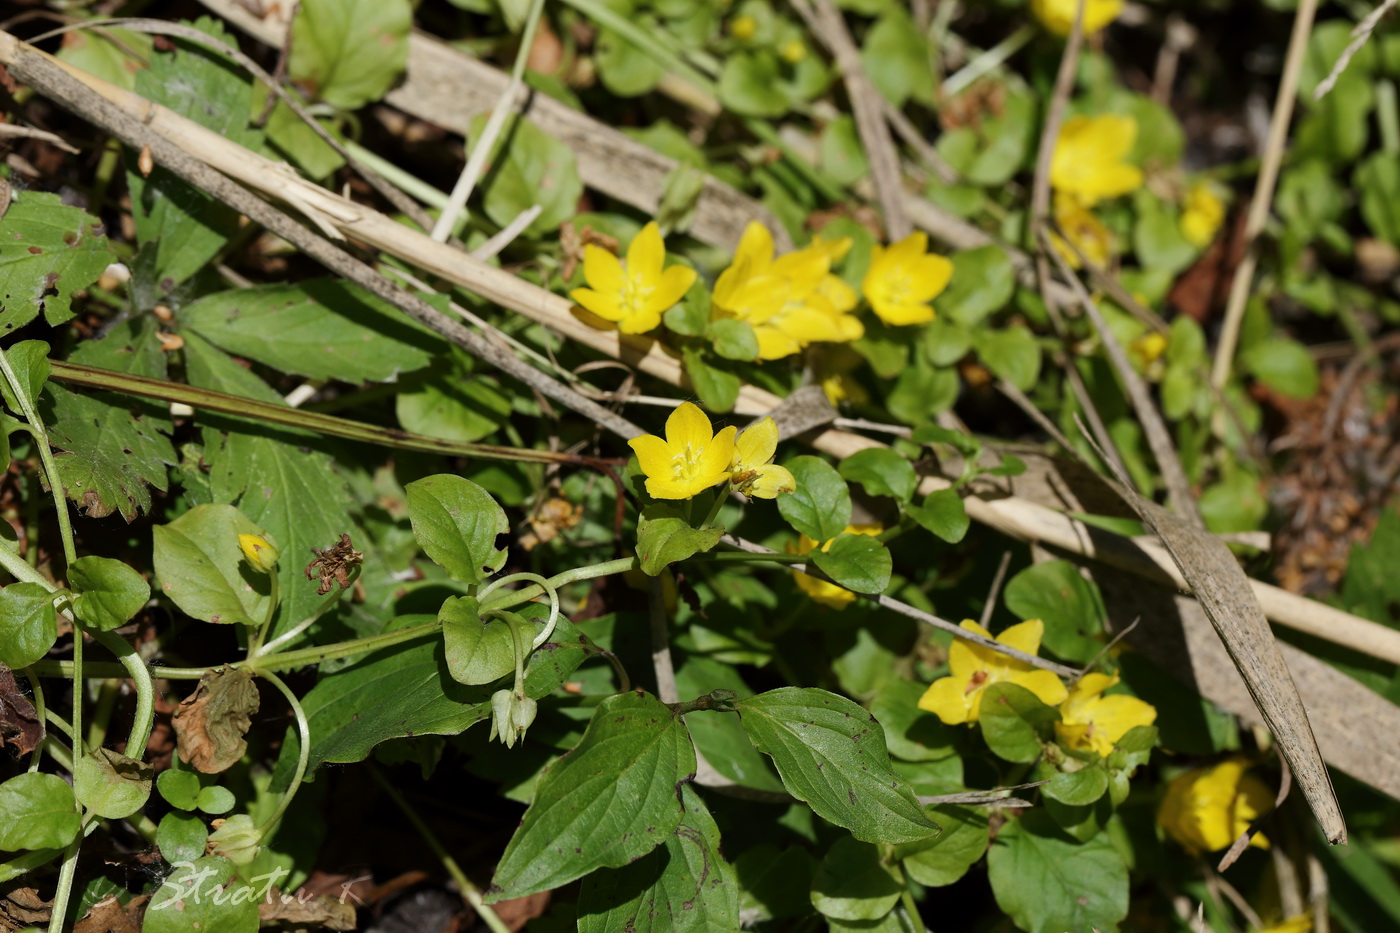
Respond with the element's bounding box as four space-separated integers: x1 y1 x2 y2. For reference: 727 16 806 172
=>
779 39 807 64
237 534 279 575
731 15 758 41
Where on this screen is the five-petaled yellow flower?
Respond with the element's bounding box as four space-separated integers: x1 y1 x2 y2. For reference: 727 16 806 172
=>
730 417 796 499
1054 672 1157 757
237 534 279 575
570 222 696 335
1050 115 1144 207
1254 916 1312 933
1158 757 1274 854
1031 0 1124 36
917 619 1068 725
861 232 954 326
628 402 737 500
1181 181 1226 248
788 523 882 608
713 222 864 360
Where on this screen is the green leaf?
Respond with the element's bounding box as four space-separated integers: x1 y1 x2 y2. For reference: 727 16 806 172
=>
978 682 1058 764
474 113 585 236
906 488 969 544
286 609 586 780
810 836 902 921
674 655 785 793
736 687 939 845
290 0 411 109
935 89 1034 186
869 679 957 763
922 317 973 367
145 856 260 933
54 27 151 92
895 805 989 887
263 96 346 181
152 503 272 626
129 18 255 287
405 474 509 585
156 811 209 865
1003 561 1106 664
811 533 891 595
0 340 52 415
396 363 512 443
1043 766 1109 807
636 503 724 576
778 456 852 542
839 449 917 502
46 386 177 522
973 328 1041 391
0 192 113 332
987 814 1129 933
440 595 516 686
1242 336 1320 399
681 346 740 413
578 783 740 933
489 691 697 901
719 50 789 117
179 280 437 383
0 582 59 669
595 25 667 96
73 747 153 819
736 845 817 923
933 247 1015 327
709 318 760 362
196 785 237 815
201 429 356 632
819 116 872 188
157 770 202 811
861 9 933 107
68 556 150 632
1132 192 1197 275
887 365 959 423
0 773 81 851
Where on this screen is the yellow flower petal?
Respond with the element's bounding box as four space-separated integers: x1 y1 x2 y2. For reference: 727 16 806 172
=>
743 464 796 498
665 401 713 450
1014 669 1070 708
994 619 1046 657
734 417 779 470
696 425 738 487
652 264 697 313
582 244 624 293
734 221 775 272
615 305 663 334
570 287 625 322
628 433 672 478
627 221 665 283
918 676 973 725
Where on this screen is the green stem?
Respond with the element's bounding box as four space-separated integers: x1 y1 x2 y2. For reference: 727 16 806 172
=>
19 668 46 772
243 620 443 672
48 840 82 933
31 659 207 681
254 670 310 838
88 629 156 760
86 679 120 751
687 550 809 564
0 346 77 567
480 571 559 649
366 764 512 933
342 140 450 209
0 848 63 885
480 556 637 613
255 566 360 657
247 571 281 658
699 490 727 529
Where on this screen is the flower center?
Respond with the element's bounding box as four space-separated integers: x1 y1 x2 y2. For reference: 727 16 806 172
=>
619 272 655 317
670 442 700 481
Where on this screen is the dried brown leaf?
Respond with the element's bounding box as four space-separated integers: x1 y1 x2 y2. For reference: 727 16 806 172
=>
258 892 357 930
0 665 42 757
172 667 259 773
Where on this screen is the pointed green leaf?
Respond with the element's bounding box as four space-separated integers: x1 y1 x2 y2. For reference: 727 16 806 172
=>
778 456 852 542
0 340 51 415
810 836 902 921
489 691 697 901
636 502 724 576
440 595 516 686
0 193 112 331
987 813 1129 933
73 747 153 819
152 504 272 626
406 474 509 585
811 533 891 595
736 687 938 845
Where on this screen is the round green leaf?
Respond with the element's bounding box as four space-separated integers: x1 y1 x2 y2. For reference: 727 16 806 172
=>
0 581 59 669
1003 560 1106 664
778 456 852 542
152 504 272 626
933 247 1015 327
906 488 969 544
811 534 891 595
290 0 411 110
973 328 1042 391
978 682 1058 764
405 475 509 585
1043 766 1110 807
839 449 917 502
441 595 517 686
0 773 81 851
895 804 990 887
156 811 209 865
69 555 150 632
810 836 902 921
145 856 260 933
719 50 789 117
1242 336 1319 399
709 318 760 362
987 814 1128 933
74 747 153 819
157 769 202 811
195 784 236 815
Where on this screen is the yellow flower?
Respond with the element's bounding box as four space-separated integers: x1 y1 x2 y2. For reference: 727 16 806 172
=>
1181 181 1226 248
1158 757 1274 854
861 232 953 326
730 14 758 41
1030 0 1124 36
237 534 279 575
788 523 882 608
1255 916 1312 933
1050 197 1114 269
570 222 696 335
713 222 864 360
628 402 737 500
818 346 870 407
1130 331 1168 370
779 39 807 64
730 417 796 499
917 620 1068 725
1050 115 1144 207
1054 672 1157 757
